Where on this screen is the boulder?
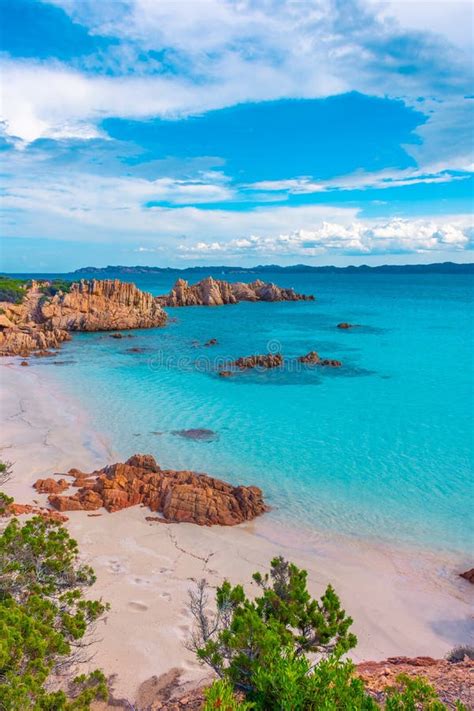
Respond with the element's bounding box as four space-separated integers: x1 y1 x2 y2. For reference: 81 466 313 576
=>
337 322 354 329
298 351 321 364
33 477 70 494
48 454 268 526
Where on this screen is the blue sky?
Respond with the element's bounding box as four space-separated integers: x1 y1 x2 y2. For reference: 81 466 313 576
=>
0 0 473 271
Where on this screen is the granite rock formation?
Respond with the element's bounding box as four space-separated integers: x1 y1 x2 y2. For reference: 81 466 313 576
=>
41 279 167 331
33 477 70 494
0 279 167 356
46 454 267 526
158 277 314 307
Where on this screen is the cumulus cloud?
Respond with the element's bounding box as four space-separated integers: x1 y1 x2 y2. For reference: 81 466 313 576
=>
177 217 472 258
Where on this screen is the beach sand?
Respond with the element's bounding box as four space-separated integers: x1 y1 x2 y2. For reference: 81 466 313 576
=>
1 361 473 703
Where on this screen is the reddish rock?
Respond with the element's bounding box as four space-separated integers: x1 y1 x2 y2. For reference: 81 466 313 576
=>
337 322 354 329
298 351 321 364
158 277 313 307
110 332 124 339
20 360 29 366
231 353 283 370
219 370 233 378
357 656 474 709
204 338 218 346
33 477 69 494
48 454 268 526
298 351 342 367
4 502 68 523
1 279 166 357
460 567 474 584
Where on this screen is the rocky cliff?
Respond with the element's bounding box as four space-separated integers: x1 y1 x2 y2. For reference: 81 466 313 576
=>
40 279 167 331
0 279 167 356
158 276 314 306
46 453 268 526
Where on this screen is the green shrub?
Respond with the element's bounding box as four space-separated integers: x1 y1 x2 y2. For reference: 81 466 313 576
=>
0 516 109 710
40 279 73 297
0 276 28 304
192 557 467 710
446 644 474 662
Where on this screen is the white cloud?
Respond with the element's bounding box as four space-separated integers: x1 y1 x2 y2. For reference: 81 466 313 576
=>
1 0 471 155
177 216 472 258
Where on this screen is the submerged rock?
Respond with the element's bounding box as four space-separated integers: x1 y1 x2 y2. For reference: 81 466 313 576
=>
337 322 354 329
158 276 314 307
48 454 268 526
204 338 218 346
172 428 218 442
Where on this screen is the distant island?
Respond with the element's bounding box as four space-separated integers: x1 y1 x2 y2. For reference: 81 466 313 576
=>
73 261 474 276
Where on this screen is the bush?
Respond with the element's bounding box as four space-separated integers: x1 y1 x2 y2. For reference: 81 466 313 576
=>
0 276 28 304
446 645 474 663
0 516 109 709
40 279 73 297
191 557 467 710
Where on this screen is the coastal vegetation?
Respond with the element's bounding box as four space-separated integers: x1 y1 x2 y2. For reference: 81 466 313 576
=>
192 557 468 710
0 460 109 710
0 276 28 304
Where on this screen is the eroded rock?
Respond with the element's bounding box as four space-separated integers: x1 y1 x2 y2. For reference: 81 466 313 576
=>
158 277 313 307
48 454 267 526
33 477 70 494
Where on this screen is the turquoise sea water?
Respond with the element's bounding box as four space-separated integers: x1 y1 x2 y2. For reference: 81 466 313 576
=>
39 272 473 555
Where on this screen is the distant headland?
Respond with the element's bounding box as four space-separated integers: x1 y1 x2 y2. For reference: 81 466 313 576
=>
73 261 474 276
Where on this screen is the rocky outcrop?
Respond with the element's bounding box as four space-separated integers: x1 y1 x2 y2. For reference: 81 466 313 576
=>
33 478 70 494
460 568 474 584
337 322 355 329
357 656 474 709
0 279 167 356
158 277 314 307
298 351 342 367
40 279 167 331
2 502 68 523
47 454 268 526
230 354 283 370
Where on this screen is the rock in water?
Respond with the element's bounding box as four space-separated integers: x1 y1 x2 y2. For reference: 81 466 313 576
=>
158 276 314 306
47 454 268 526
230 353 283 370
298 351 342 367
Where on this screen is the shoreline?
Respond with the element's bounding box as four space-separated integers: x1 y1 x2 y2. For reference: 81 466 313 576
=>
1 360 473 702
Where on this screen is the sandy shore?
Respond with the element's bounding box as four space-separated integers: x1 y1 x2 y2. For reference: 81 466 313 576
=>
1 361 473 703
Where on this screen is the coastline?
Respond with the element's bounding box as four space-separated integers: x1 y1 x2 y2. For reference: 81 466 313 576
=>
1 360 473 703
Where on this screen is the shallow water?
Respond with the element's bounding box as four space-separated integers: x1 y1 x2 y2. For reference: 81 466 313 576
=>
39 271 473 554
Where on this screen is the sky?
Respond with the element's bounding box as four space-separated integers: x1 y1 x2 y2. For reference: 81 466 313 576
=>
0 0 473 272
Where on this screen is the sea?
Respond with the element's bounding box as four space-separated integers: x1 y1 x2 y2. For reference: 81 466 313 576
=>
22 270 474 555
